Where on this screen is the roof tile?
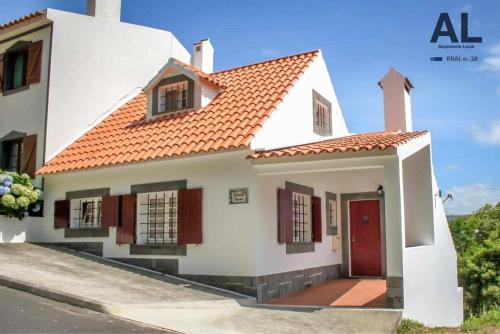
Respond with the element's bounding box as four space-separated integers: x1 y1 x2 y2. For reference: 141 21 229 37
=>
248 131 428 159
38 50 319 174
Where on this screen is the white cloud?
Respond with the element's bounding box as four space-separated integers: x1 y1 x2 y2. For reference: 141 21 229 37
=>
444 164 460 172
472 120 500 145
444 183 500 215
479 43 500 73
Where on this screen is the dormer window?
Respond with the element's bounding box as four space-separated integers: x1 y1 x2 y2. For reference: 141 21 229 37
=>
159 81 188 113
312 90 332 136
152 75 194 116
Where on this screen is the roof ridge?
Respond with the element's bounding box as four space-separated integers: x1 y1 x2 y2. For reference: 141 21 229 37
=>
212 49 320 75
0 10 46 30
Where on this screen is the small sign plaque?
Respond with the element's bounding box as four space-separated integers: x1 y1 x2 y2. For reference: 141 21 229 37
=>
229 188 249 204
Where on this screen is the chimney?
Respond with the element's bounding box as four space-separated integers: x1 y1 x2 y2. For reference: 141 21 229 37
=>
87 0 121 21
378 68 414 133
192 39 214 74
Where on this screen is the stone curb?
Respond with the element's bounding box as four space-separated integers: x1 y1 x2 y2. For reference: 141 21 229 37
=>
0 274 118 315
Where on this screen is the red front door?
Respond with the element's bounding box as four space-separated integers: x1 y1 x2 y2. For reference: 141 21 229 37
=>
349 200 382 276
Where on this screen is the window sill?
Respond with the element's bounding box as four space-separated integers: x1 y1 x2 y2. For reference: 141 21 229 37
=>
286 242 315 254
64 227 109 238
2 85 29 96
130 244 187 256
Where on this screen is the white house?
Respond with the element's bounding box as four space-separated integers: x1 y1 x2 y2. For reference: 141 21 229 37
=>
0 0 463 327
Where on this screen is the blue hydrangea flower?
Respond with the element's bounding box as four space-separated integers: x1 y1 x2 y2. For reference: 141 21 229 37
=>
0 186 8 196
3 180 12 187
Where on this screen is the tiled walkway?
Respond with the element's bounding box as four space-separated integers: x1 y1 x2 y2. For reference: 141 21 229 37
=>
268 279 388 308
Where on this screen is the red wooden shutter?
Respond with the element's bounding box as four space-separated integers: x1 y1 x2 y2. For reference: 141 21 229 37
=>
277 188 293 243
27 40 43 84
312 196 322 242
116 194 135 244
178 188 202 245
54 199 70 229
0 53 4 92
101 195 120 228
21 134 37 178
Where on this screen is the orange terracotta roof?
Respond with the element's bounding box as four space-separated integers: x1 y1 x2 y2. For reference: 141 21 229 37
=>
0 11 45 31
172 59 225 88
248 131 429 159
37 50 320 175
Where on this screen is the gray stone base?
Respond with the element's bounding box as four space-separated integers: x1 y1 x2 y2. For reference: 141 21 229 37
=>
180 264 341 302
111 258 179 275
64 228 109 238
37 242 104 256
386 276 404 308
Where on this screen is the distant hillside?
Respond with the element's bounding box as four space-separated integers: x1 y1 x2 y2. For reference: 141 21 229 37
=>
447 215 470 221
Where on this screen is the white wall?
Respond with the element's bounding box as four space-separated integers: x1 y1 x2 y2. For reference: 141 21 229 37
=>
250 52 348 151
254 168 383 276
44 9 191 160
402 145 434 246
0 25 52 188
402 175 463 326
32 151 260 276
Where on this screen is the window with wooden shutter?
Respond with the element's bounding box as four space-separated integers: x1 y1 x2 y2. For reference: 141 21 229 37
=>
21 134 37 178
54 199 70 229
277 188 293 243
27 40 42 84
178 188 202 245
101 195 120 228
312 196 322 242
116 194 136 244
0 53 4 92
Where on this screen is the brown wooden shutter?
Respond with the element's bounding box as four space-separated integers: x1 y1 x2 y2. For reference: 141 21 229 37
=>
21 134 37 178
27 40 42 84
277 188 293 243
312 196 322 242
101 195 120 228
54 199 70 229
0 53 4 92
178 188 202 245
116 194 135 244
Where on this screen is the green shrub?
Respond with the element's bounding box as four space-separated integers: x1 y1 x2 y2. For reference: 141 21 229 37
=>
449 203 500 316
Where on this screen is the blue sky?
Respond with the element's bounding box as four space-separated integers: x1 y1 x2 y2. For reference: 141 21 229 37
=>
2 1 499 214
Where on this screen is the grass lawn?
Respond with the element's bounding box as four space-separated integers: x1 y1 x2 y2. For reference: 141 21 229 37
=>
398 308 500 334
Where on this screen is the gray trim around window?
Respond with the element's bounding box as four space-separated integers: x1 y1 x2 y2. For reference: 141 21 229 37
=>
285 181 315 254
325 192 338 236
130 244 187 256
312 90 332 136
285 181 314 196
64 227 109 238
131 180 187 194
152 75 194 115
340 191 386 278
65 188 110 200
286 242 315 254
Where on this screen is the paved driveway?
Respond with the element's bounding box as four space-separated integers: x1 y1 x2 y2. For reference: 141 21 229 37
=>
0 244 401 334
0 285 172 333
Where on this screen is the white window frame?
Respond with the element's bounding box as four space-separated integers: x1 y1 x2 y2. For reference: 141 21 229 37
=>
158 81 188 113
292 192 312 243
70 197 102 229
136 190 178 245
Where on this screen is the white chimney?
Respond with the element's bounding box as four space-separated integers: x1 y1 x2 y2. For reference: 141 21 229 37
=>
192 39 214 74
87 0 121 21
378 68 414 133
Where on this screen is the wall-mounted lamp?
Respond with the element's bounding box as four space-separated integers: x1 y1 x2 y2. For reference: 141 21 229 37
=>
377 185 384 195
443 194 453 203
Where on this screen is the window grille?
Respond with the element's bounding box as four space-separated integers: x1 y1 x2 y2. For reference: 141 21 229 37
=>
315 100 330 131
328 199 337 229
137 191 178 244
292 192 312 242
159 81 188 113
70 197 102 228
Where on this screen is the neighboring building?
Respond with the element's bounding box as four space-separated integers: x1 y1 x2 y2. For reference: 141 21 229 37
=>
1 1 463 327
